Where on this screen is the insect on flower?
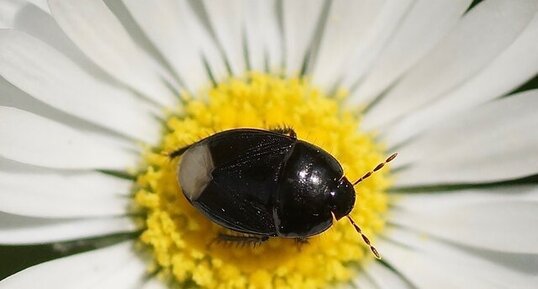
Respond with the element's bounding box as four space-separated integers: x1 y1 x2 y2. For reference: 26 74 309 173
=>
170 128 396 258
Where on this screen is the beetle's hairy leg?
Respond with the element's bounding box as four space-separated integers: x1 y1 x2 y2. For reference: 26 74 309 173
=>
294 237 309 245
269 125 297 139
210 233 269 248
294 237 309 251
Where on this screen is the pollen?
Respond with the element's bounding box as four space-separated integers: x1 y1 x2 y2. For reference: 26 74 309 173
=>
134 72 391 289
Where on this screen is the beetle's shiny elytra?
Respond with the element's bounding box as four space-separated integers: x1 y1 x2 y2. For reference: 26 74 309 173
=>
171 128 396 258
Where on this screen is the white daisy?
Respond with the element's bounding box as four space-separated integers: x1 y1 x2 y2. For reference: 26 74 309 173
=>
1 0 538 288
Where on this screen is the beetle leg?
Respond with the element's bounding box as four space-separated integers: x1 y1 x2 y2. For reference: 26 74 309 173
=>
295 237 309 245
211 233 269 248
269 125 297 139
294 237 309 251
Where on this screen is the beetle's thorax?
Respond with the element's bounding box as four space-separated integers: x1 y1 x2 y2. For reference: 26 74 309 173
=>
274 141 348 237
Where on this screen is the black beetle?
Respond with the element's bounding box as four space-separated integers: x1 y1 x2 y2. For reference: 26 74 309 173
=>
170 128 396 258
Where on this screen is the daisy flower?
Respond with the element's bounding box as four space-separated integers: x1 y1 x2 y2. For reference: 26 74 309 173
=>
1 0 538 288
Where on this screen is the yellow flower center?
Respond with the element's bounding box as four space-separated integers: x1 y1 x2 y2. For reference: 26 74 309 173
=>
135 72 391 289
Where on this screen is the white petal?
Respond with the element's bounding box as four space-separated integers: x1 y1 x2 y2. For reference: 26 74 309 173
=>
0 5 160 137
92 255 147 289
310 0 386 90
0 241 141 288
0 158 132 197
333 283 353 289
26 0 47 12
0 184 130 218
0 4 152 148
0 0 39 28
339 0 414 90
203 0 246 76
393 185 538 209
0 160 132 218
350 0 471 104
48 0 176 106
0 0 49 18
185 1 229 83
379 240 477 289
1 0 50 16
0 30 160 144
394 90 538 185
177 0 230 83
363 0 538 129
282 0 325 76
383 14 538 147
0 212 136 244
352 270 378 289
0 106 137 170
243 0 281 72
363 261 411 289
0 77 137 151
388 186 538 254
141 279 168 289
0 0 19 27
1 0 112 84
380 227 538 288
122 0 213 93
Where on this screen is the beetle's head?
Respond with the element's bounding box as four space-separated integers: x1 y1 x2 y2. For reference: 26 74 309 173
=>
332 153 397 260
328 176 356 220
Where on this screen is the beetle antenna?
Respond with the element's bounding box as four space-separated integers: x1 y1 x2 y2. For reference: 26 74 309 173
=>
353 153 398 186
346 216 381 259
